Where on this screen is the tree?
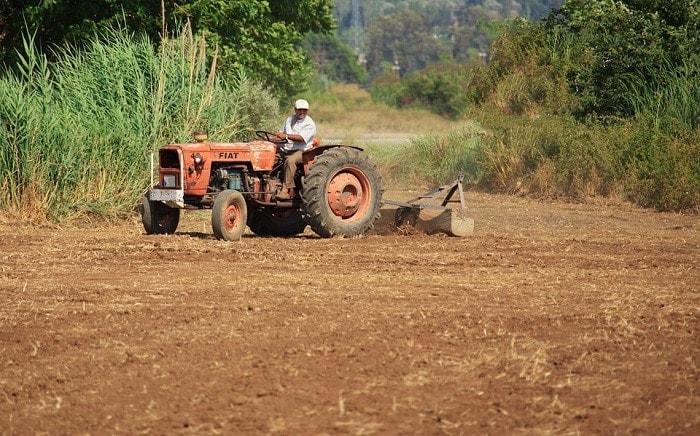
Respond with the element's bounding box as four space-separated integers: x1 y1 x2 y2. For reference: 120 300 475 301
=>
0 0 336 99
545 0 700 118
365 9 450 78
302 33 367 85
176 0 335 98
449 6 493 62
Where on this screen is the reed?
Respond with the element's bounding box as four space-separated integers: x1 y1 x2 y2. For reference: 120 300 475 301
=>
0 27 280 222
624 56 699 132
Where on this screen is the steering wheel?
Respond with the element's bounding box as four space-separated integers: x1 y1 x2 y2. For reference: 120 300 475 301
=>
255 130 279 142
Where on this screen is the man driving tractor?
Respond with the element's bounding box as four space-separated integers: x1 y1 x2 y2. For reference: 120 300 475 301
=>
272 98 317 200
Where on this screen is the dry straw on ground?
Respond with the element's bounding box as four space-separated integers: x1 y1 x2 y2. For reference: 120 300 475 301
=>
1 191 698 434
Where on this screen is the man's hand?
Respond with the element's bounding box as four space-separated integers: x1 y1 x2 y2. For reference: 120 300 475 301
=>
276 131 288 141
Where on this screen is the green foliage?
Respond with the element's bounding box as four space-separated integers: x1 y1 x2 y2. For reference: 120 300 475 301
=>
544 0 700 119
410 123 484 185
624 56 700 131
371 17 577 119
461 107 699 211
302 33 367 85
367 71 404 107
0 27 280 222
332 0 566 61
468 110 615 197
365 9 451 78
360 0 700 212
398 63 472 119
360 97 698 212
366 122 484 186
0 0 336 100
180 0 334 99
622 115 700 211
477 22 565 115
0 1 164 67
371 1 698 212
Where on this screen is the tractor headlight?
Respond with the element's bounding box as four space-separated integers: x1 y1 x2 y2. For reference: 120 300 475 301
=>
193 153 204 165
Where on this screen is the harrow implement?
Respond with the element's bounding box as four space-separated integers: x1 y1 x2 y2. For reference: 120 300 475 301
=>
384 173 474 237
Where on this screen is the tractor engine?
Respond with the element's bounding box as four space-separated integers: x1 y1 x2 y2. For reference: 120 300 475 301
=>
208 165 281 206
211 166 246 192
209 165 281 204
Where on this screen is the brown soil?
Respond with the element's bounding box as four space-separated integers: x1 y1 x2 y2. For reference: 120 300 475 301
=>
1 189 698 435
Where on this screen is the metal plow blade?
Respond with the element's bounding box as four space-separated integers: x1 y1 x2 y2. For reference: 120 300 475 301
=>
385 174 474 237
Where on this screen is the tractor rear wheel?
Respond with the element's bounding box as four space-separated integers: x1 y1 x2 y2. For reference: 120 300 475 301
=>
247 208 307 237
301 147 383 238
141 192 180 234
212 190 248 241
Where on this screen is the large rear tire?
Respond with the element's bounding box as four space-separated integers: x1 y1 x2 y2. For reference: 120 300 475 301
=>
247 208 307 237
301 147 383 238
212 190 248 241
141 192 180 234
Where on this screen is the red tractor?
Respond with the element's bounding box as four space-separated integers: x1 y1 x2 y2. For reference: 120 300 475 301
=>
141 131 384 240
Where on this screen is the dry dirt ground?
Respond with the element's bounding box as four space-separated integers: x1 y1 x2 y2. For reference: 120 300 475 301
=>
1 189 698 435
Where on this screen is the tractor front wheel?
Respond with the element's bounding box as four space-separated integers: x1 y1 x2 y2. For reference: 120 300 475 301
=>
212 190 248 241
141 192 180 234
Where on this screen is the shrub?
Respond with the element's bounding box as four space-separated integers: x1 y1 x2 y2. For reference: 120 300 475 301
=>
366 122 484 187
469 108 625 199
368 71 404 107
398 63 472 119
622 115 700 211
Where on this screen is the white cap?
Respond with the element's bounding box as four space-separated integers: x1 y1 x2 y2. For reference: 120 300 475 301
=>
294 99 309 110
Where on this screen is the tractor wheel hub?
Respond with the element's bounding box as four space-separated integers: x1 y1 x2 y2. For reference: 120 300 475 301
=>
327 172 363 218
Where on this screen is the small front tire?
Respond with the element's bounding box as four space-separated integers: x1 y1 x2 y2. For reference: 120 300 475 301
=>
212 190 248 241
141 193 180 234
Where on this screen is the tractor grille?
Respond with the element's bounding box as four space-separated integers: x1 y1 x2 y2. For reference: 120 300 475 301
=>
159 149 181 188
159 149 180 169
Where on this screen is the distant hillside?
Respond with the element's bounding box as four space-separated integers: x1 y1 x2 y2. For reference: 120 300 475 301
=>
329 0 565 76
333 0 565 46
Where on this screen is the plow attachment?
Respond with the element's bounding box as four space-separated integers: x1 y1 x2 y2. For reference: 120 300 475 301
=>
385 174 474 237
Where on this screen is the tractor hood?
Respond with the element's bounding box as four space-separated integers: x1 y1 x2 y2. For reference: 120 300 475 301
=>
161 140 277 172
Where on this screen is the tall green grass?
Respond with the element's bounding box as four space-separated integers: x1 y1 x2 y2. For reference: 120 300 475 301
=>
612 55 700 210
367 122 483 186
365 102 698 213
624 57 700 132
370 111 627 200
0 26 280 222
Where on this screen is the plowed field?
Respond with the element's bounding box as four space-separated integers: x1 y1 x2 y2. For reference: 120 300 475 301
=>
1 189 698 434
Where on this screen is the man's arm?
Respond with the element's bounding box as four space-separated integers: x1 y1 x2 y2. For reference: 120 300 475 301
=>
277 132 305 142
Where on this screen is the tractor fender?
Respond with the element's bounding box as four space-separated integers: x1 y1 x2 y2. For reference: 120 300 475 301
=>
301 144 363 172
